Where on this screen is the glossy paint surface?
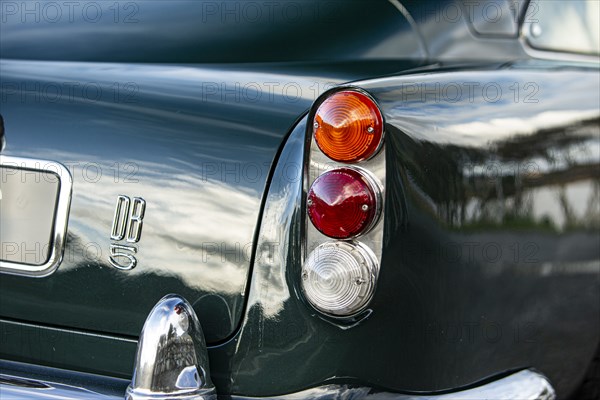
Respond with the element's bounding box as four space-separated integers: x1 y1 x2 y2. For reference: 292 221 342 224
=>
1 0 599 397
212 65 599 397
0 59 421 344
365 65 600 396
1 64 598 398
0 62 343 343
0 0 423 62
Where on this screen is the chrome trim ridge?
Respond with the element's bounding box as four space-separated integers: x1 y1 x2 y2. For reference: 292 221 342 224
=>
0 359 129 400
126 295 217 400
0 365 555 399
231 370 555 399
428 370 555 400
0 318 138 344
0 155 73 277
0 373 123 400
0 114 5 152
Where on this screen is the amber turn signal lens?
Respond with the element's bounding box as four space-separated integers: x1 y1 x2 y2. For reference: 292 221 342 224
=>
313 90 383 163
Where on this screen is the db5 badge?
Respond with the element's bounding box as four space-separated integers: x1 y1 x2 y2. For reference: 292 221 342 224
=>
109 195 145 270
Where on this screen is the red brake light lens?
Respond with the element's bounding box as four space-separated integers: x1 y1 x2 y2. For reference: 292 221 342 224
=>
307 168 379 239
313 90 383 163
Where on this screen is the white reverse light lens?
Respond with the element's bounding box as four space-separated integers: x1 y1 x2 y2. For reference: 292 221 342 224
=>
301 241 378 317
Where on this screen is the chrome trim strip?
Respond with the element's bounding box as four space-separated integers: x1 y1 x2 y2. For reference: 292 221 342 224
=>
0 368 554 400
0 115 5 152
428 369 555 400
0 373 123 400
0 359 128 400
0 155 73 277
231 370 555 399
0 318 138 344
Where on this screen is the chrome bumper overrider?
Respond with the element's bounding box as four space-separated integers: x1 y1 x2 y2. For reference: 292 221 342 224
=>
0 294 556 400
125 295 216 400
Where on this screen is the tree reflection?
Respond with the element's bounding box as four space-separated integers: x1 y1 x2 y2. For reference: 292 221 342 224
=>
390 117 600 232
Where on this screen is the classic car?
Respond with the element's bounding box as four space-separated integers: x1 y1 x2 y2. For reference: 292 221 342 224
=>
0 0 599 399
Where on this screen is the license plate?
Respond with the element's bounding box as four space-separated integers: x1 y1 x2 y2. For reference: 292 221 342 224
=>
0 156 72 277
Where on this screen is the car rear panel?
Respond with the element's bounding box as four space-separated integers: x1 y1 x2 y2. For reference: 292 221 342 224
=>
0 60 335 343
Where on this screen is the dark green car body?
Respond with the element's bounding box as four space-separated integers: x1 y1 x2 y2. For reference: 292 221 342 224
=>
1 1 599 399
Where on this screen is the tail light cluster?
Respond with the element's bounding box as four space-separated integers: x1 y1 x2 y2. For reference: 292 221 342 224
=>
302 89 386 319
